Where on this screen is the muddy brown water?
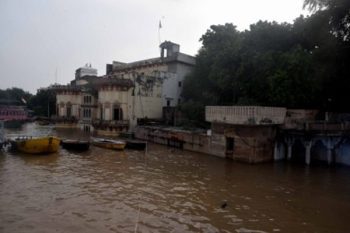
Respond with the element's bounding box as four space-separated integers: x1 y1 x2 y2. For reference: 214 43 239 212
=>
1 123 350 233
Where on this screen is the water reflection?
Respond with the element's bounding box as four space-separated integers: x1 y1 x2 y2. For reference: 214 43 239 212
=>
0 123 350 233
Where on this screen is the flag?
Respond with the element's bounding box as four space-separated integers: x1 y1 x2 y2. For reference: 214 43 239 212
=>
159 20 162 29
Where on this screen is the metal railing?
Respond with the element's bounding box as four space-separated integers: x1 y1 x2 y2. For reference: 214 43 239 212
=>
205 106 286 125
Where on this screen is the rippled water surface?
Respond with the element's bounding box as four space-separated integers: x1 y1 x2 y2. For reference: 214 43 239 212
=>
1 123 350 233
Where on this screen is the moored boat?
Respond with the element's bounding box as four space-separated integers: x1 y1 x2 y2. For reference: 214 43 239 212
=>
61 139 90 151
12 136 60 154
91 137 126 150
125 139 147 150
3 119 24 129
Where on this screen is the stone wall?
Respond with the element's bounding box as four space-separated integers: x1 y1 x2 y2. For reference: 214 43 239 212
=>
213 123 277 163
284 109 319 129
134 126 226 158
134 125 277 163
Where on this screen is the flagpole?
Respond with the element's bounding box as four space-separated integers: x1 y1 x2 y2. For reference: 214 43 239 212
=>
158 20 162 46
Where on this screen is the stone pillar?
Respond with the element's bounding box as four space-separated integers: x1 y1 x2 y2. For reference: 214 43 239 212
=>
304 140 312 165
274 141 284 161
287 145 292 160
326 140 333 165
322 137 341 165
285 137 295 160
274 142 279 161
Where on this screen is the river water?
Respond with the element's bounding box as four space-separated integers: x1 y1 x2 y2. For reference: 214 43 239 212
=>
1 123 350 233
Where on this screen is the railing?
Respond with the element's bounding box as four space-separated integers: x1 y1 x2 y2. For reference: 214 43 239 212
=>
51 116 78 123
304 121 350 132
205 106 286 125
92 120 129 127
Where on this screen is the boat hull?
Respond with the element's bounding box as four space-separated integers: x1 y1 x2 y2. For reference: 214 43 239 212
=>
61 140 90 151
125 140 147 150
15 136 60 154
4 120 24 129
92 138 126 150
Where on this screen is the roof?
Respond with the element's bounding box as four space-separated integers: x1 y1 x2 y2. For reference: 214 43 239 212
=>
110 53 195 73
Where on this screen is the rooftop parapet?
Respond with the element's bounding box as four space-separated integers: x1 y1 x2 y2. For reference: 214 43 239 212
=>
206 106 287 125
49 85 81 92
93 78 134 89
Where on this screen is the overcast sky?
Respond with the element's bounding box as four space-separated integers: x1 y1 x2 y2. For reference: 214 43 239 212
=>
0 0 308 94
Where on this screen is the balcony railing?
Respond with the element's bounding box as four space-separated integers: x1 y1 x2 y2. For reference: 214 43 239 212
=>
92 120 129 127
205 106 286 125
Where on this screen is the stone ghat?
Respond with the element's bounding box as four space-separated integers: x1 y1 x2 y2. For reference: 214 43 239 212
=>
134 125 276 163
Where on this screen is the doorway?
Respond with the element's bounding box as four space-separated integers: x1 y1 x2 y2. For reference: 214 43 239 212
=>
226 137 235 156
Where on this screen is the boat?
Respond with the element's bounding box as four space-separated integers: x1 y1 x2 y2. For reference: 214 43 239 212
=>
91 137 126 150
12 136 60 154
125 139 147 150
120 131 134 139
61 139 90 151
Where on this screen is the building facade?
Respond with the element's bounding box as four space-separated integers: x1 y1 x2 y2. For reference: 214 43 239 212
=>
52 41 195 134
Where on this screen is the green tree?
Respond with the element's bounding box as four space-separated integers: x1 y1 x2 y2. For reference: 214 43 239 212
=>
181 23 243 124
304 0 350 41
0 87 32 104
28 89 56 117
303 1 350 111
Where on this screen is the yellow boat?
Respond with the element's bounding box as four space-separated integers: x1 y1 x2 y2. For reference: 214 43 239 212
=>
91 137 126 150
13 136 61 154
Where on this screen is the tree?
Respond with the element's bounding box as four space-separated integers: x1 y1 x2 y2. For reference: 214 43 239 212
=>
0 87 32 104
181 24 243 125
304 0 350 41
28 89 56 117
303 1 350 111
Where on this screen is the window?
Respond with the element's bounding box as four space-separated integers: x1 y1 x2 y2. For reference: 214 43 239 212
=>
167 100 170 107
83 108 91 118
178 81 182 87
84 96 92 104
84 125 90 132
66 106 71 117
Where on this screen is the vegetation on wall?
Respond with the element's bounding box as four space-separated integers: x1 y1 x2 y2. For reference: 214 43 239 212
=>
181 1 350 125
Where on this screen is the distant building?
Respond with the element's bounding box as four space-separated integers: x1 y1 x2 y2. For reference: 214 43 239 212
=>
75 64 98 80
51 41 195 134
0 99 29 128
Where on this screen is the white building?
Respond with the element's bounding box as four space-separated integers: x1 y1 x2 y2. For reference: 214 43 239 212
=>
52 41 195 134
75 64 98 79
